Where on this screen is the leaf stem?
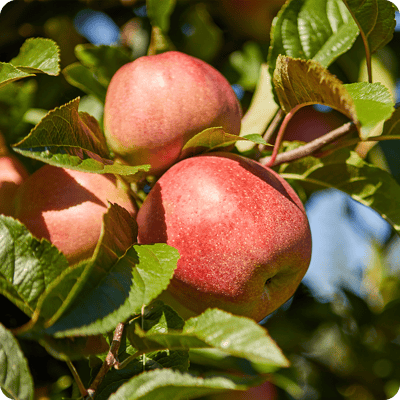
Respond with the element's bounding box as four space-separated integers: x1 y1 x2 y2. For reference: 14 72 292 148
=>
260 121 355 167
86 323 125 399
66 360 88 398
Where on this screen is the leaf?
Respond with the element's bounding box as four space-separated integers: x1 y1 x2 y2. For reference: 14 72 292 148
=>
344 81 394 139
74 44 131 87
134 309 289 371
268 0 359 78
12 97 150 176
273 55 358 122
147 0 176 32
343 0 397 55
0 63 34 89
0 216 69 317
107 369 262 400
278 148 400 236
180 127 267 159
95 302 188 400
9 38 60 76
380 107 400 138
24 203 138 329
62 63 107 103
0 324 34 400
45 244 180 337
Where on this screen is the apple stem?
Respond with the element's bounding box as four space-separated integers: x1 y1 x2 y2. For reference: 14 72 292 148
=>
260 121 356 167
85 322 125 399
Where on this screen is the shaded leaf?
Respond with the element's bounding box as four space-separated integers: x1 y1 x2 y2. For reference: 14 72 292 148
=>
343 0 397 55
0 216 68 317
278 148 400 236
62 63 107 103
10 38 60 76
268 0 359 78
45 244 179 337
0 324 34 400
380 107 400 138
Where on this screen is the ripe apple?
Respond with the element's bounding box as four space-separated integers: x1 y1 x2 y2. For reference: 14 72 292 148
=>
137 152 312 322
217 0 286 42
0 155 29 216
103 51 242 176
13 165 136 265
279 105 350 143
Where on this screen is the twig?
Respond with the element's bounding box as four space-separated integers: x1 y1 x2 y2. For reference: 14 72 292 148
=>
260 121 355 167
66 360 88 398
86 323 125 399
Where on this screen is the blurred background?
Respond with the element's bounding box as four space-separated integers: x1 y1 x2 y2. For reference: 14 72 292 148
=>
0 1 399 399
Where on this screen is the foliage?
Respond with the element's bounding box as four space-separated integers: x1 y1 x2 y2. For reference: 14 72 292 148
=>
0 0 399 399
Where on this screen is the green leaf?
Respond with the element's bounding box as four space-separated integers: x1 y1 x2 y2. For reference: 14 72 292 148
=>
107 369 262 400
25 203 138 329
45 244 179 337
0 63 34 89
180 127 267 159
147 0 176 32
268 0 359 77
134 309 289 371
278 148 400 236
62 63 107 103
12 97 150 176
273 56 358 121
343 0 397 55
95 302 188 400
0 324 34 400
74 44 131 87
380 107 400 138
10 38 60 76
0 216 69 317
344 82 394 139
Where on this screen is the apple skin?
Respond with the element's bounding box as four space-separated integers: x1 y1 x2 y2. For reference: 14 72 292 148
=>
280 105 351 143
103 51 242 176
217 0 286 42
206 380 277 400
136 152 312 322
13 165 137 265
0 155 29 217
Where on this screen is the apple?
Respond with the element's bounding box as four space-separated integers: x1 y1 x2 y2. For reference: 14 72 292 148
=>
103 51 242 176
279 105 351 143
217 0 286 42
136 152 312 322
0 155 29 216
13 165 136 265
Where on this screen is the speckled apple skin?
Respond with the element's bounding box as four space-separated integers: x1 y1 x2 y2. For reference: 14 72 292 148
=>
103 51 242 176
137 153 312 322
13 165 137 265
0 155 29 216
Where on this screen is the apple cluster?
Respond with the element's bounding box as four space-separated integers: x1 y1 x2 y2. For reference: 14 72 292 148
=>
4 51 312 323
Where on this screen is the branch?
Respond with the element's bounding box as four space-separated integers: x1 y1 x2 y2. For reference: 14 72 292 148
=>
260 121 355 167
86 323 125 399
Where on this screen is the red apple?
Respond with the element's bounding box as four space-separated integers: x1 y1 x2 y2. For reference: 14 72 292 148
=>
13 165 136 265
103 51 242 176
0 155 29 216
137 152 312 322
217 0 286 42
207 380 277 400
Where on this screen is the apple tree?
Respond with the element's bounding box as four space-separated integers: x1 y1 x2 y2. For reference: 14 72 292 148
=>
0 0 400 399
